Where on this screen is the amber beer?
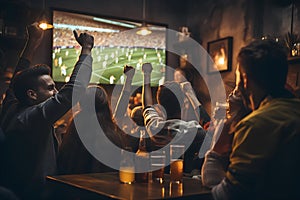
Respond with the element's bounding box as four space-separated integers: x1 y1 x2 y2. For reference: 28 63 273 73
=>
169 182 183 197
119 148 135 184
150 150 166 183
119 167 135 184
170 159 184 183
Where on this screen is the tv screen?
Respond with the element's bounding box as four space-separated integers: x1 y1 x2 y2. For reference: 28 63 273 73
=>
52 10 166 86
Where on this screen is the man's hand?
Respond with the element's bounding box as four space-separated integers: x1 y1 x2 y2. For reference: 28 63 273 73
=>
210 82 251 155
124 65 135 79
211 120 233 156
73 30 94 50
142 63 153 74
227 65 251 130
227 88 251 131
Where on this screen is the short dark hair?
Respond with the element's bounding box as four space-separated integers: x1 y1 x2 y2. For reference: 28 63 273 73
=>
80 85 110 113
238 39 288 97
157 81 184 119
12 64 51 104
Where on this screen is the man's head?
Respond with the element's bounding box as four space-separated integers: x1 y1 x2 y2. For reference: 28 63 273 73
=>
12 64 57 106
174 68 187 83
237 39 288 109
157 81 185 119
130 106 144 126
80 85 110 113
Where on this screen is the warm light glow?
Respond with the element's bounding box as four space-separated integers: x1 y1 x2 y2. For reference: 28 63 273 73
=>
136 27 152 36
39 22 53 30
217 56 225 65
93 17 136 28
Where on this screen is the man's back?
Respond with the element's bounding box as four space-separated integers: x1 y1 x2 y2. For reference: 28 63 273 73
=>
1 105 58 197
230 97 300 199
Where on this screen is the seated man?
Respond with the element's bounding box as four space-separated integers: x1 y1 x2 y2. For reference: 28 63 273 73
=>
141 63 207 173
201 39 300 199
0 23 94 199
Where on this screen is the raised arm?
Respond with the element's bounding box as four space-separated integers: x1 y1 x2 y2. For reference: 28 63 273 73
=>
113 65 135 121
73 30 93 56
180 81 201 121
14 22 44 75
29 31 94 125
142 63 153 108
0 23 44 126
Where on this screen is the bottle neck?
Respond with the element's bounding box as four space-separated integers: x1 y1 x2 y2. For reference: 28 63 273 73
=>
138 129 147 152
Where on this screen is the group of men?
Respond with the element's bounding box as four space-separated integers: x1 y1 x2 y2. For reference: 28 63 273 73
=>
0 22 299 200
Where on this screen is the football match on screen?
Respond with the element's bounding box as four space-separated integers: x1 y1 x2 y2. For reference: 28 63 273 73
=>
52 10 166 86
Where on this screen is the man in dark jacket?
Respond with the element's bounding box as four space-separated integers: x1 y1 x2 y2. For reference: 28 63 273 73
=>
0 23 94 199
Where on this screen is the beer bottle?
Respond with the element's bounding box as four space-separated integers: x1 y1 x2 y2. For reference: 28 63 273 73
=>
135 129 149 183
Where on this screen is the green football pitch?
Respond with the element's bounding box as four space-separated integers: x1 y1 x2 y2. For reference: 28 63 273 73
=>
52 46 166 86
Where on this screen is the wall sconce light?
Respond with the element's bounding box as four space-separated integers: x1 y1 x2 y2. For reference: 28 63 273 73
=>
136 0 151 36
38 19 53 30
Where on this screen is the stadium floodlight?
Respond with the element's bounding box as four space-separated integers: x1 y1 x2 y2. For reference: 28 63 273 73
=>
38 0 53 30
93 17 136 29
53 23 119 33
136 0 152 36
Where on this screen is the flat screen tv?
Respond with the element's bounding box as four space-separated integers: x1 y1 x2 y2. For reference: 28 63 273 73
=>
52 10 167 86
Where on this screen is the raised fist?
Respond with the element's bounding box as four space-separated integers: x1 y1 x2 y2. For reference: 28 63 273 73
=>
142 63 153 74
73 30 94 50
123 65 135 78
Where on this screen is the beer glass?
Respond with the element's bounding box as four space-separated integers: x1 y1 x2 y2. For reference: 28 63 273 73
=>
170 145 185 183
150 150 166 183
119 148 135 184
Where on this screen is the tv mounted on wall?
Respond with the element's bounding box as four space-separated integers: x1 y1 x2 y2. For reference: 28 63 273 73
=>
52 9 167 86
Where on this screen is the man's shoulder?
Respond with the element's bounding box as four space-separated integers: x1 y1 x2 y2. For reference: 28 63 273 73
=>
237 98 300 131
13 105 44 126
250 98 300 119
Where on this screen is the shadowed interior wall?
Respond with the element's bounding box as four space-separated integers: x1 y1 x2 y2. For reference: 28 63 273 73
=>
185 0 299 115
1 0 300 117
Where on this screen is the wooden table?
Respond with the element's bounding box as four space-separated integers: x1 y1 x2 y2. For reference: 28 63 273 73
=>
46 172 212 199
